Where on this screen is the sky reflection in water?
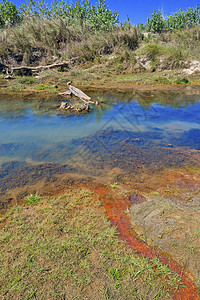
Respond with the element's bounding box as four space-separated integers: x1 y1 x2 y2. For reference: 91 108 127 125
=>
0 92 200 165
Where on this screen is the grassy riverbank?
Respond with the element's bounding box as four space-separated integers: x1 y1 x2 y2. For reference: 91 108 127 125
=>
1 2 200 87
0 2 200 96
0 187 182 299
1 69 200 100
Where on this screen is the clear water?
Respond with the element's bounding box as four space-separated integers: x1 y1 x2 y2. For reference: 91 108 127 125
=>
0 91 200 167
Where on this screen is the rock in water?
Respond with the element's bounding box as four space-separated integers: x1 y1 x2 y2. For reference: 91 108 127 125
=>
60 102 67 109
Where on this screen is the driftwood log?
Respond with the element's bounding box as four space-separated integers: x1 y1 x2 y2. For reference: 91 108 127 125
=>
68 83 91 101
59 82 95 104
59 83 96 113
3 60 75 76
11 61 70 73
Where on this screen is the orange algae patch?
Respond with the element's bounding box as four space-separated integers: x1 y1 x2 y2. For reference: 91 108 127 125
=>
94 184 200 300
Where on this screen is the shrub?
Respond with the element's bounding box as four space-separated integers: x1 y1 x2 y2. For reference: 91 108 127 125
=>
144 5 200 33
20 0 119 31
145 10 165 33
0 0 21 28
138 43 165 60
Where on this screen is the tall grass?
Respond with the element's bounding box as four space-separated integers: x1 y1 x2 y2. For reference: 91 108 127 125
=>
0 1 200 71
0 17 142 66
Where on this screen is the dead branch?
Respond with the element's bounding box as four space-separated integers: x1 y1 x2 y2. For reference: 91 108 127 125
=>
79 97 95 104
59 91 72 96
68 84 92 101
10 61 73 74
60 83 95 104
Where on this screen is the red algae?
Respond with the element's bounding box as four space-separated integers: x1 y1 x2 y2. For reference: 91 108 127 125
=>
0 218 8 231
1 176 199 299
94 184 200 300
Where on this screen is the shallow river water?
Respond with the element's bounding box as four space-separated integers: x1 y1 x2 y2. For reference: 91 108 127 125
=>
1 92 200 163
0 90 200 209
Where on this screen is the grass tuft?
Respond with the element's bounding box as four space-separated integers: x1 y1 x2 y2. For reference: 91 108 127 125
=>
25 193 41 205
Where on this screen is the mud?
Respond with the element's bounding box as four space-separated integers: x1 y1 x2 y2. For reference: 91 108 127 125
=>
91 184 200 299
0 161 78 211
130 195 200 281
0 128 198 209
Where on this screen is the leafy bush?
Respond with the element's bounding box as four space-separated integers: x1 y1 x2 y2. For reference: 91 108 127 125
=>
0 0 21 28
145 5 200 33
20 0 119 31
145 10 165 33
166 5 200 31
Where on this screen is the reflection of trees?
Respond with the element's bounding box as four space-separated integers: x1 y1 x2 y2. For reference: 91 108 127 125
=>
0 91 199 120
135 93 200 109
0 100 58 119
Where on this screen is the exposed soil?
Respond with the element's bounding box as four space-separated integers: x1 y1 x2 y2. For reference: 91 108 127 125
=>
1 72 200 100
92 184 200 300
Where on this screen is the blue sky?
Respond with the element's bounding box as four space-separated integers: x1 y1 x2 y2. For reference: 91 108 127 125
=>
105 0 199 24
13 0 200 24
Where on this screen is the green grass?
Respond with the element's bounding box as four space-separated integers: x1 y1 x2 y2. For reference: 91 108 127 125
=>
36 84 56 90
175 77 191 84
0 8 200 85
25 193 41 205
0 188 182 299
18 77 35 84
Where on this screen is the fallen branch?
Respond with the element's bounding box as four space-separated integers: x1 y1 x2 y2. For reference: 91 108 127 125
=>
68 82 92 101
59 83 96 104
59 91 72 96
10 61 72 75
2 59 76 76
79 97 95 104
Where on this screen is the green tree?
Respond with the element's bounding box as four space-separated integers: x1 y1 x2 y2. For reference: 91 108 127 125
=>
145 10 165 33
20 0 119 31
0 0 21 28
165 5 200 31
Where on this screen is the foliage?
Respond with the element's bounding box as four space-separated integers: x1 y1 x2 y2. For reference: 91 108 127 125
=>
26 193 41 205
0 0 21 28
120 14 131 31
166 5 200 31
145 10 165 33
20 0 119 31
145 5 200 33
